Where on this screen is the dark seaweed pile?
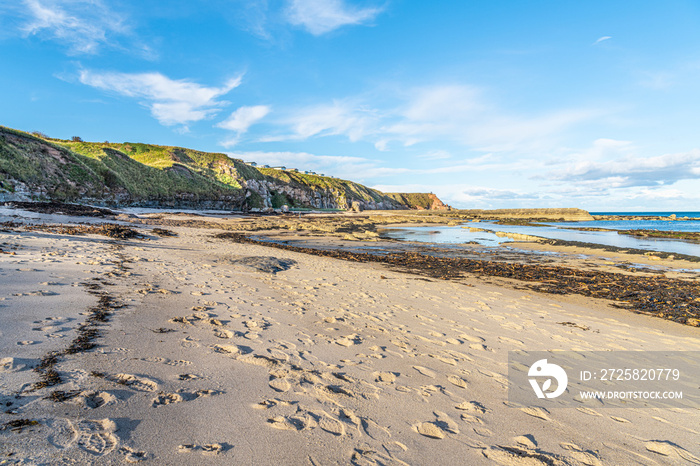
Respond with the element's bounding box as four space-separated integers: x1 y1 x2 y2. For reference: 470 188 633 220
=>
31 280 124 392
215 232 700 326
1 221 141 239
7 201 115 217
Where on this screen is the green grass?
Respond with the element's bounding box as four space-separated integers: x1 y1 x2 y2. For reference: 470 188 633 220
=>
385 193 436 209
1 125 431 210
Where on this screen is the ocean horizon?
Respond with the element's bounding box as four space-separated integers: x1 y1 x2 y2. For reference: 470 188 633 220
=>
591 211 700 217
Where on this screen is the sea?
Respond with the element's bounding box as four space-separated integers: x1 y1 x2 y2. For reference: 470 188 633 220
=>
380 212 700 258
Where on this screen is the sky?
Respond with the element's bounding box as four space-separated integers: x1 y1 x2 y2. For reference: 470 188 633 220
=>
2 0 700 211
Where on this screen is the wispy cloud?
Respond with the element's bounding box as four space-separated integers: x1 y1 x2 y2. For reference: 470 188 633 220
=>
593 36 611 45
217 105 271 147
231 149 518 184
372 183 548 208
545 148 700 187
275 84 603 154
15 0 129 54
285 0 384 35
269 99 379 142
78 70 243 127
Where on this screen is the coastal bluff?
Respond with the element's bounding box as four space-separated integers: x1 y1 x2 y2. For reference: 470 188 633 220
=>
461 208 594 221
385 192 451 210
0 126 446 212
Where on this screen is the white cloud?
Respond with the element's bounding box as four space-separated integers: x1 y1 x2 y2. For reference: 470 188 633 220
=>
218 105 270 132
217 105 270 148
78 70 243 127
372 183 547 209
283 100 378 141
231 149 517 184
277 84 603 154
593 36 611 45
17 0 128 54
402 85 482 121
285 0 383 35
546 148 700 187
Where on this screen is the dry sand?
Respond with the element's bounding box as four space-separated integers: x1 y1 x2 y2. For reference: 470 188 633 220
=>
1 213 699 465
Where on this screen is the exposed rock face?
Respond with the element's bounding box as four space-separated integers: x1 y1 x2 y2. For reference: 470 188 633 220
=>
0 126 417 211
240 178 397 211
384 193 451 210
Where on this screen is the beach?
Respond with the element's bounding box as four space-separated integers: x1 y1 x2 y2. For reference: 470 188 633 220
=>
1 209 699 465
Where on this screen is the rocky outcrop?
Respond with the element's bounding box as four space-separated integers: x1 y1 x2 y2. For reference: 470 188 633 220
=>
384 193 451 210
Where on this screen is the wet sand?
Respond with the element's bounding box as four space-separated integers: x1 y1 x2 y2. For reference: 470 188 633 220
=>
1 210 699 464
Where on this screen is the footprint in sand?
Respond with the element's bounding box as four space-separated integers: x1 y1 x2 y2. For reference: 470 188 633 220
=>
519 407 550 421
610 415 630 423
414 422 445 439
214 329 234 339
75 419 119 457
351 449 408 466
165 360 192 367
456 401 488 414
181 337 200 348
374 371 398 383
212 344 243 356
514 435 537 449
269 378 292 392
78 391 117 409
178 443 227 456
120 446 148 463
202 444 224 455
576 407 602 417
152 393 183 407
482 445 568 465
447 375 468 389
318 414 346 436
48 418 78 449
268 413 316 431
412 366 436 378
142 356 168 363
0 357 27 372
107 374 158 392
434 411 459 434
559 442 604 465
414 411 459 439
644 440 700 463
17 340 39 345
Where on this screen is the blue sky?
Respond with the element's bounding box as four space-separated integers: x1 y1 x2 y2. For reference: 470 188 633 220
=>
2 0 700 210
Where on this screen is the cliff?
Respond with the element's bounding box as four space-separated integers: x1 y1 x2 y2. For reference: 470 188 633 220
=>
0 126 432 211
384 193 451 210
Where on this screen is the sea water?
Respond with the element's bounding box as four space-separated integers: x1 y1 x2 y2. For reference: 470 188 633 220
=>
380 213 700 257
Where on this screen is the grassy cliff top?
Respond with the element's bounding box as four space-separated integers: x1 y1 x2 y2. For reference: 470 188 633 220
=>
0 126 419 209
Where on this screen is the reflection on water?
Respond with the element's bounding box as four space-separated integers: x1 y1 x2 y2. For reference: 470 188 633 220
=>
381 222 700 258
379 226 512 247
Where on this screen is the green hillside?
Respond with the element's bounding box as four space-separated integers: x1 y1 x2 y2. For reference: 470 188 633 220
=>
0 126 442 210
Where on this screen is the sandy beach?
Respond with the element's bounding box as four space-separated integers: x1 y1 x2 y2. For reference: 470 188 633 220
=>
1 210 699 465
